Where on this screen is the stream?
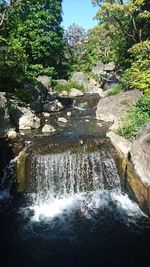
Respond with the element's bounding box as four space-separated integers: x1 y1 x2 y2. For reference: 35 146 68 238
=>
0 94 150 267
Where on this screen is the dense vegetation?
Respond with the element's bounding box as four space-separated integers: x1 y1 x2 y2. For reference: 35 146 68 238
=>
0 0 69 91
0 0 150 138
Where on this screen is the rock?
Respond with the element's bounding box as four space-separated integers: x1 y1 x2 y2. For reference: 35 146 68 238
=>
37 75 51 90
87 87 105 97
130 124 150 187
92 62 105 75
67 111 71 117
104 62 116 72
16 149 27 192
17 80 48 112
43 112 50 117
126 124 150 216
42 124 56 133
107 131 131 157
58 117 67 123
43 99 64 113
69 88 84 97
60 90 68 96
71 72 89 90
96 90 142 124
0 92 11 136
97 122 102 127
88 79 97 87
107 126 150 216
10 106 40 130
7 129 18 140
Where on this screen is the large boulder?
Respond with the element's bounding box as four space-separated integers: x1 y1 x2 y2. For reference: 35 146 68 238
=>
126 124 150 215
130 124 150 187
96 90 142 123
71 72 89 90
107 124 150 216
10 105 40 130
0 92 11 136
37 75 52 91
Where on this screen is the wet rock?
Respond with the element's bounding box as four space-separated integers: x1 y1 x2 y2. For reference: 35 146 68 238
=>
71 72 89 90
0 92 11 136
96 90 142 123
42 124 56 133
43 112 50 117
58 117 67 123
10 106 40 130
16 149 27 192
43 99 64 112
69 88 84 97
67 111 71 117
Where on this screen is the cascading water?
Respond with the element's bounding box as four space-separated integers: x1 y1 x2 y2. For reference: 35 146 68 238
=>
32 150 120 203
0 95 150 267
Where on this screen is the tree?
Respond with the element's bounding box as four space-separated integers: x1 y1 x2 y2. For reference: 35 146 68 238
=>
94 0 150 65
0 0 67 91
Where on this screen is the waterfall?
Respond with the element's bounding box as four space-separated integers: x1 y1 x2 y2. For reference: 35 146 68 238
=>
31 149 121 205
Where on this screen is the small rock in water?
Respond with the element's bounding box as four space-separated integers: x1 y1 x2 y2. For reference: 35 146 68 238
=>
97 122 102 127
7 129 17 140
58 117 67 123
42 124 56 133
43 112 50 117
67 111 71 117
79 140 84 145
85 119 89 122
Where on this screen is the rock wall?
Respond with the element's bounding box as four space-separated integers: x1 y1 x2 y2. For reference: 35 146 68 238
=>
107 128 150 216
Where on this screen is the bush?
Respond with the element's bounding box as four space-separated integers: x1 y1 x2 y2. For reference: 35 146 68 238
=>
120 91 150 139
106 83 123 96
53 80 85 93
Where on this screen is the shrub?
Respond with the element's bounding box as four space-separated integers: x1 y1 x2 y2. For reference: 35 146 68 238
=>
120 91 150 139
106 83 123 96
53 80 85 93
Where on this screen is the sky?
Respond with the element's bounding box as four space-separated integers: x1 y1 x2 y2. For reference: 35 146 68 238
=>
62 0 98 30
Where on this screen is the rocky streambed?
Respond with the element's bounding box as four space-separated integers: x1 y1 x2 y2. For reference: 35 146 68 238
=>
0 88 150 267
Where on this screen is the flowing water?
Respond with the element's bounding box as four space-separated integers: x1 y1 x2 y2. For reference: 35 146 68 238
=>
0 94 150 267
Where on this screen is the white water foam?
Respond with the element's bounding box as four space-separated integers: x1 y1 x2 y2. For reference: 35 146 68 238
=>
26 190 145 225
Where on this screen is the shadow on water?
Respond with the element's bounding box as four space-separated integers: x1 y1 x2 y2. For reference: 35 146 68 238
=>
0 94 150 267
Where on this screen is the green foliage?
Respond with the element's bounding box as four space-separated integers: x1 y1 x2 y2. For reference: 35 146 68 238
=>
121 91 150 139
122 41 150 91
0 0 67 92
0 39 28 90
106 83 123 96
53 80 85 93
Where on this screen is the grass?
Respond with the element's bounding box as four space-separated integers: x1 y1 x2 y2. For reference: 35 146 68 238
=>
53 80 85 93
120 90 150 139
106 83 123 97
